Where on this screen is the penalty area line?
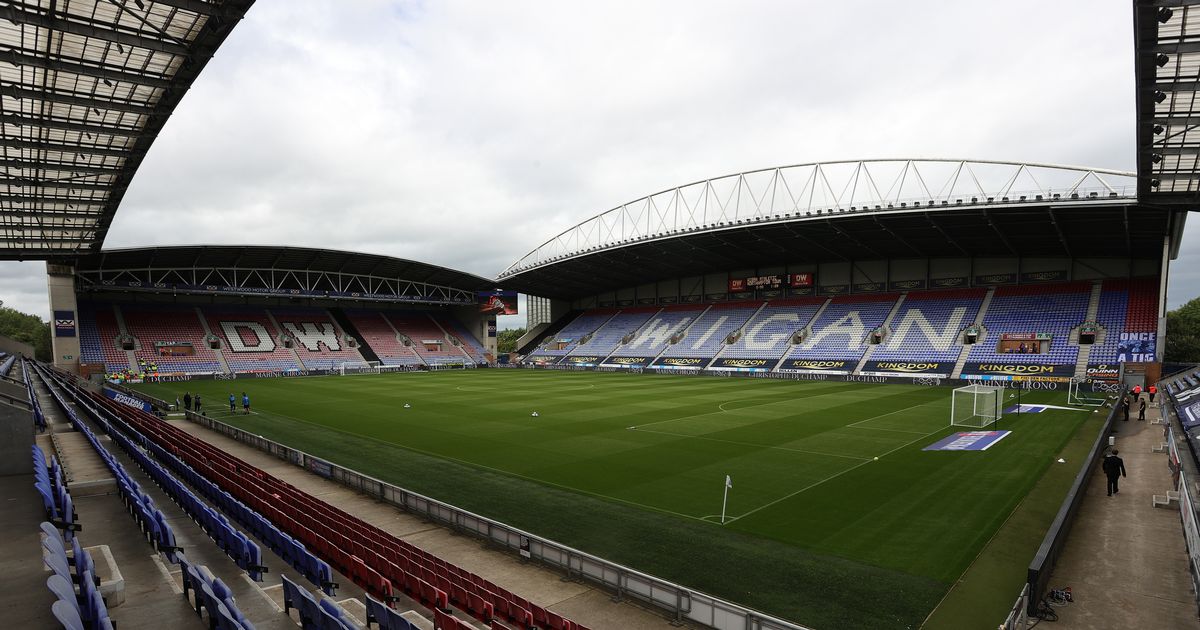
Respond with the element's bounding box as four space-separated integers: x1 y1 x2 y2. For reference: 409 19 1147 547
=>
629 427 870 461
723 425 947 524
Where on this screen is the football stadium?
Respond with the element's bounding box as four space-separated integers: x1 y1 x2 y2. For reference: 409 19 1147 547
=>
2 2 1200 630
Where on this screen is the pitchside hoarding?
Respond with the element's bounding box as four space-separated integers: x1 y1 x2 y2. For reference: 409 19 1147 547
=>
650 357 710 369
1085 364 1120 382
709 357 774 370
103 387 154 412
601 356 654 368
861 360 952 375
777 359 854 373
959 362 1074 379
559 355 603 366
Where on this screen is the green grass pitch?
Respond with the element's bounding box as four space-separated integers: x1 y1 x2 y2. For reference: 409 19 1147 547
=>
133 369 1101 630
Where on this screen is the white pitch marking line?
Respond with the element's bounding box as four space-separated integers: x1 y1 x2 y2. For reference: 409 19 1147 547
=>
240 573 284 613
846 425 932 435
151 553 184 595
844 398 939 429
724 426 947 524
632 387 857 431
631 427 871 461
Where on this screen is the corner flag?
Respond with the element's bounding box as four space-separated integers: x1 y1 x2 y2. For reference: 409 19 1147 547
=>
721 475 732 523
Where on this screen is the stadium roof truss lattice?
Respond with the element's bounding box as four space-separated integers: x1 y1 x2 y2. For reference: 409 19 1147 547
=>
0 0 255 260
501 159 1137 280
72 245 497 305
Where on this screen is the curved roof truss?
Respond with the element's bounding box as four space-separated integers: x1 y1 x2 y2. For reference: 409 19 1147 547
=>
0 0 255 260
501 159 1136 279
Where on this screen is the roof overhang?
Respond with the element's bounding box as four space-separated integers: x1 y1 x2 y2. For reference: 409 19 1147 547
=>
71 244 498 305
0 0 256 260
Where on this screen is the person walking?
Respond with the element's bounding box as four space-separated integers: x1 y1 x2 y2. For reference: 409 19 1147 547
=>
1122 395 1131 422
1103 449 1127 496
1139 398 1147 421
229 393 236 413
183 392 192 411
194 394 202 413
1149 385 1158 407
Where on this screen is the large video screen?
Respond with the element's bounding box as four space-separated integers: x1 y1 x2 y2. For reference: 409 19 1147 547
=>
478 290 519 315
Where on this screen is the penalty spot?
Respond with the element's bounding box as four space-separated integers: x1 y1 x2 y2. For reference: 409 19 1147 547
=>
403 403 411 409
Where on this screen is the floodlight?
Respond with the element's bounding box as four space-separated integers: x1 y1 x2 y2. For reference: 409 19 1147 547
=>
1157 53 1171 67
1152 154 1163 164
1159 7 1173 23
1155 91 1167 104
1154 125 1165 135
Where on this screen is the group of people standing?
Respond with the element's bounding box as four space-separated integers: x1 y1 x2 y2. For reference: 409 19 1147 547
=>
1120 383 1156 422
177 391 251 415
1106 383 1158 497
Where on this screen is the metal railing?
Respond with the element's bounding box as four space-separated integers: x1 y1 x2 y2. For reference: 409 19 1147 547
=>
1024 398 1117 615
182 411 811 630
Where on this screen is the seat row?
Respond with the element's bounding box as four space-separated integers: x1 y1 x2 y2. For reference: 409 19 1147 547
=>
40 365 334 594
180 553 258 630
34 366 184 562
34 444 79 540
34 365 260 630
23 360 47 432
55 367 589 630
36 444 112 630
99 405 267 581
281 574 360 629
1 352 15 377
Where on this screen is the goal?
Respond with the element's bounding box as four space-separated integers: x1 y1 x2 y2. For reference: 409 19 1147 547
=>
951 384 1004 428
1067 377 1109 407
338 360 381 375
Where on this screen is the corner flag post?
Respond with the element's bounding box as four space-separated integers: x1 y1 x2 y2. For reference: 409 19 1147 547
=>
721 475 732 524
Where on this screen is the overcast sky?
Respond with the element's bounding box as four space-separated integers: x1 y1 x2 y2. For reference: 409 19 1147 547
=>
2 0 1193 327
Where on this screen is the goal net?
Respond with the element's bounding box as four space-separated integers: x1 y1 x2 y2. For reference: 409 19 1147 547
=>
339 360 381 375
1067 377 1108 407
951 384 1004 428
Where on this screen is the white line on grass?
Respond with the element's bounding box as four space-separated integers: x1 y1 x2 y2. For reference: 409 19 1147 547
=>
844 398 940 430
724 425 947 524
846 425 931 435
630 427 870 461
243 407 714 525
633 386 863 431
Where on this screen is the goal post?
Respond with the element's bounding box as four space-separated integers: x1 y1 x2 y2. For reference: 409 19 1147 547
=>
1067 377 1108 407
338 360 381 375
951 383 1005 429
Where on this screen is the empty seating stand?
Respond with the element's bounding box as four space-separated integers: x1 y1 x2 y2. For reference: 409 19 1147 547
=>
121 304 224 374
720 298 826 360
35 439 112 630
783 294 899 364
965 282 1090 366
386 313 468 365
566 307 659 358
345 310 424 366
203 307 302 373
270 308 366 370
608 304 708 359
42 365 588 630
658 301 762 358
869 289 985 362
525 309 617 361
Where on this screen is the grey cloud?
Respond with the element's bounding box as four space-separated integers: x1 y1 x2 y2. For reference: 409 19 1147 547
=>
8 1 1194 323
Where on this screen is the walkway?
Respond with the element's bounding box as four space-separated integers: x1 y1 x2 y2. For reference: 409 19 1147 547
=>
1044 402 1199 629
170 416 684 630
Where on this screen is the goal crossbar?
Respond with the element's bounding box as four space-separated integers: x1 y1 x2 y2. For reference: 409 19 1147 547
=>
951 384 1004 429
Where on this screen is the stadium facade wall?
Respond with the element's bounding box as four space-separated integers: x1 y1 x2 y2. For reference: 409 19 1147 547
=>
179 408 813 630
0 333 34 359
48 263 82 373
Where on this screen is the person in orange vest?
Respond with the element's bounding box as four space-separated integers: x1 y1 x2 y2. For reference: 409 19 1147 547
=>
1149 385 1158 407
1133 384 1143 401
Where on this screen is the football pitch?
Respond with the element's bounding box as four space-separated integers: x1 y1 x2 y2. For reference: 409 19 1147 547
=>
133 369 1102 630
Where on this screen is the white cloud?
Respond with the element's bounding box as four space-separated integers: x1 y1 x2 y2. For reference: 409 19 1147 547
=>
6 0 1193 322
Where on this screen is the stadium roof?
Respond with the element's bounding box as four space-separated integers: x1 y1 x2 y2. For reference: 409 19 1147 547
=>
499 160 1168 299
1135 0 1200 204
72 245 498 301
0 0 255 260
